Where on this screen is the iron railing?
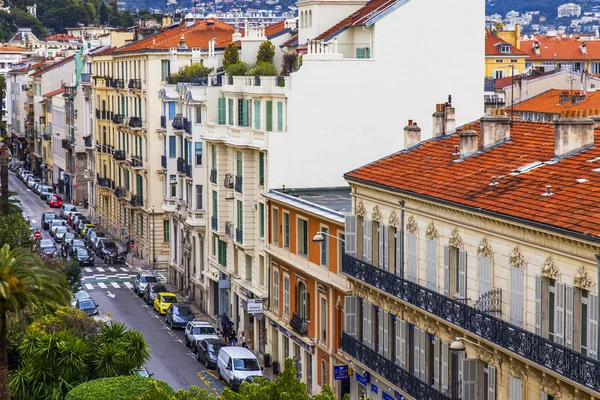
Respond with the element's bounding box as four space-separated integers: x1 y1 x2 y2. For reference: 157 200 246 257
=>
161 116 166 129
185 164 192 178
184 118 192 134
130 195 143 207
172 114 184 130
43 133 51 141
342 254 600 392
475 289 502 315
289 313 308 335
114 186 127 198
128 79 142 90
97 176 110 187
130 155 143 168
177 158 188 174
61 138 73 150
129 117 142 129
113 150 126 161
112 114 124 124
111 78 124 89
161 155 167 169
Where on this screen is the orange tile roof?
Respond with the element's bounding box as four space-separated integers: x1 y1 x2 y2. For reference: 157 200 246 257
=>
281 34 298 47
510 89 600 113
522 38 600 60
485 30 528 56
43 88 65 97
345 119 600 239
0 46 30 53
115 18 234 54
44 33 79 42
265 20 287 38
94 46 117 56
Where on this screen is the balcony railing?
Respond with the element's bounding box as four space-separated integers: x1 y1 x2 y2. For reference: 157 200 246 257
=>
185 164 192 178
95 109 100 119
342 333 449 400
289 313 307 335
114 186 127 198
184 118 192 134
97 176 110 187
84 136 93 148
113 150 126 161
130 155 143 168
210 169 217 184
342 254 600 392
129 117 142 129
235 228 243 244
235 175 243 193
42 133 51 141
161 155 167 169
61 138 73 150
111 79 124 89
211 216 218 231
112 114 124 124
172 115 184 130
161 116 166 129
177 158 185 174
128 79 142 90
63 85 76 97
130 195 143 207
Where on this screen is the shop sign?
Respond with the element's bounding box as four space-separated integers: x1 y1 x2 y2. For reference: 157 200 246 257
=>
334 365 348 380
218 279 230 289
394 391 405 400
241 287 253 298
382 392 394 400
371 384 378 395
355 373 367 387
247 298 263 314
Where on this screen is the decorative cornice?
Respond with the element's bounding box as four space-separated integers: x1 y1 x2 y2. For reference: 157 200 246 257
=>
574 266 594 291
508 359 526 380
540 256 560 280
509 247 526 269
477 347 494 365
540 375 560 397
389 211 399 228
356 201 367 218
425 222 439 240
449 228 464 249
406 216 418 234
477 237 493 259
372 205 382 223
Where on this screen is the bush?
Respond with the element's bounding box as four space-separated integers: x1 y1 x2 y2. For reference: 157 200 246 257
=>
225 61 249 76
65 376 174 400
247 61 278 77
256 40 275 64
167 63 213 84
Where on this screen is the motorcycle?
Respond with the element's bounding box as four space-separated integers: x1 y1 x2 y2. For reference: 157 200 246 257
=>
104 251 127 265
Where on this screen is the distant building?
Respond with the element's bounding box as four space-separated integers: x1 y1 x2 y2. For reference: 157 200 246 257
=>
485 28 528 79
509 89 600 121
558 3 582 18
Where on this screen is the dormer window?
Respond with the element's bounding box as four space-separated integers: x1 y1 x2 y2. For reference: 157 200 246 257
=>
499 44 511 53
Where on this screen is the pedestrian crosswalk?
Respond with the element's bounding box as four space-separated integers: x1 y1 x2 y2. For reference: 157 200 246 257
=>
81 268 168 291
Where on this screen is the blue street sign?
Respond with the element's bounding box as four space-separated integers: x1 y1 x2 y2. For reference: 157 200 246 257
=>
356 373 367 387
334 365 349 380
371 384 379 394
382 392 394 400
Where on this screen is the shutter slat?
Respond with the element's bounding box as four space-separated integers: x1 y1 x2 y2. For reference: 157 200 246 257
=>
535 275 542 335
419 330 426 380
378 223 384 269
399 320 406 369
443 245 450 296
458 249 467 298
589 293 598 359
488 365 496 400
413 327 420 377
462 358 477 400
383 226 389 271
344 296 356 338
395 228 402 276
478 256 491 297
426 239 437 291
442 341 449 392
565 285 574 349
378 309 384 355
344 215 356 257
433 337 440 390
383 311 389 358
555 281 565 345
408 233 417 283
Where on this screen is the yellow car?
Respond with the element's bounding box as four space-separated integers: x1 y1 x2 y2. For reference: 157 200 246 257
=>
154 292 178 315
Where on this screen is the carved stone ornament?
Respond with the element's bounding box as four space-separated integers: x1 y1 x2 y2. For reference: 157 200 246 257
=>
477 237 493 259
574 266 594 291
406 216 418 234
356 201 367 218
389 211 400 228
540 375 560 397
540 256 560 280
426 222 439 240
509 247 526 269
508 359 526 380
449 229 464 249
477 347 494 365
372 205 382 223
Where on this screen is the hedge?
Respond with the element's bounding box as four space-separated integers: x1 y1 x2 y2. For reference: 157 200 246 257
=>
65 375 174 400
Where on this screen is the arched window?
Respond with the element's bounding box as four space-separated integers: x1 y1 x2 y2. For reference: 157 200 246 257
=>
308 10 312 27
301 11 305 28
321 360 327 386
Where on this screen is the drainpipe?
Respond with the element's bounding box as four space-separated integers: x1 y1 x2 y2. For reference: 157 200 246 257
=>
362 26 373 57
596 254 600 354
399 200 405 276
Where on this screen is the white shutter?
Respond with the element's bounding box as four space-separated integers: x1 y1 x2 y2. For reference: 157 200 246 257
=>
478 256 491 297
589 293 598 359
362 300 368 346
487 365 496 400
383 226 389 271
510 267 524 327
383 311 389 358
398 319 406 369
407 233 417 283
344 296 356 338
443 245 450 296
419 330 426 381
378 309 384 355
441 342 449 392
363 219 372 264
457 352 465 392
565 285 574 349
413 328 420 377
395 228 402 276
433 337 440 390
426 239 437 291
462 358 477 400
508 376 522 400
535 275 542 335
458 249 467 299
378 223 384 269
344 215 356 257
555 281 565 345
366 301 373 348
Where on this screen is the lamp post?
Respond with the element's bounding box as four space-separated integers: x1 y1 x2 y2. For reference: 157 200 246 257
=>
151 205 156 276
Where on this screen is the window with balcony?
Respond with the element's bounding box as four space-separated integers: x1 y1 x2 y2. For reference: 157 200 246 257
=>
218 98 226 125
273 269 280 311
254 100 261 130
356 48 371 59
283 212 290 248
338 233 345 267
196 185 203 210
441 245 467 301
259 203 264 238
297 280 310 321
266 101 273 131
170 175 177 197
163 220 170 242
212 190 217 217
320 297 327 344
297 218 308 257
236 200 243 237
161 60 170 81
283 275 290 317
195 106 202 124
217 239 227 266
321 361 327 387
425 239 437 291
478 255 492 297
195 142 202 166
320 226 328 266
509 266 524 327
237 99 248 127
272 207 279 245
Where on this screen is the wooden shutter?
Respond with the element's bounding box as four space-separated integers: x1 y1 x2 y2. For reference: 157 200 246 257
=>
362 300 368 346
426 239 437 291
378 309 384 355
510 267 524 327
478 256 491 297
589 293 598 359
441 342 449 392
363 219 372 263
383 311 389 358
457 352 464 393
509 376 522 400
395 318 406 368
458 249 467 299
395 228 402 276
555 281 565 345
277 101 283 131
344 296 356 338
383 225 389 271
356 48 364 58
419 330 426 380
242 99 248 126
433 337 440 390
378 223 384 269
565 285 574 349
413 327 420 377
407 233 417 283
443 245 450 296
487 365 496 400
345 215 356 257
462 358 477 400
535 274 542 335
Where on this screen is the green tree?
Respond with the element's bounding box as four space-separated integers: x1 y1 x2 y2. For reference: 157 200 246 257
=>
256 40 275 64
167 64 213 84
0 244 70 399
311 385 336 400
65 375 174 400
0 214 31 249
223 43 240 68
247 61 278 77
99 1 109 25
225 61 249 76
10 9 48 39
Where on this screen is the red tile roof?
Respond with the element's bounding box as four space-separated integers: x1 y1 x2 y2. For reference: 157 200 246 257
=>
345 119 600 239
510 89 600 113
45 33 79 42
265 20 288 39
0 46 30 53
522 38 600 60
281 34 298 47
115 18 234 54
43 88 65 97
485 30 528 56
94 47 117 56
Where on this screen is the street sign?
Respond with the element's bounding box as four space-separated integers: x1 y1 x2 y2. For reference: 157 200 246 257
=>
247 298 263 314
130 243 135 249
33 231 41 239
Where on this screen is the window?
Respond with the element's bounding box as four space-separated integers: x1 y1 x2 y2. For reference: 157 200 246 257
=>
320 227 328 266
228 98 234 125
212 235 216 256
161 60 170 80
211 144 216 170
356 48 371 59
170 175 177 197
426 239 437 290
168 102 176 120
236 151 242 176
217 98 226 124
508 375 522 400
500 45 511 53
212 190 217 218
443 246 466 299
195 142 202 165
169 136 176 158
320 297 327 343
238 99 248 126
139 214 144 235
254 100 261 129
259 203 265 238
298 218 308 256
284 275 290 317
321 360 327 386
478 256 492 297
298 281 307 319
510 266 524 327
277 101 283 131
163 220 170 242
259 152 265 185
195 106 202 124
272 208 280 244
217 239 227 266
407 232 417 282
236 200 243 232
196 185 203 210
273 269 280 310
266 101 273 131
482 362 496 400
283 212 290 248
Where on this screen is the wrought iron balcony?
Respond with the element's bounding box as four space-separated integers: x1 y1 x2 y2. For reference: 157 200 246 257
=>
234 175 243 193
63 85 76 97
112 114 124 124
97 177 110 187
130 155 144 169
342 333 449 400
289 313 308 335
128 79 142 90
172 115 184 130
84 136 93 148
101 110 107 120
161 116 166 129
235 228 243 244
114 186 127 198
210 169 217 184
342 253 600 392
95 109 100 119
111 78 124 89
61 138 73 150
211 216 218 231
184 118 192 134
185 164 192 178
129 117 142 129
161 155 167 169
177 157 187 174
113 150 126 161
130 195 144 208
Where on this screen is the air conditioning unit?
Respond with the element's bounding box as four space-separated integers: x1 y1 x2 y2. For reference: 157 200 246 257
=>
224 173 234 189
225 222 233 238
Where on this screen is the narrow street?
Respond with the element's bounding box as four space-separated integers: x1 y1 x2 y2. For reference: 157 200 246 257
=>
10 172 226 394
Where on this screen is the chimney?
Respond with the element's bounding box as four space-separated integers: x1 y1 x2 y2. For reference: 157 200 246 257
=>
589 108 600 128
533 41 541 56
404 120 421 149
480 109 510 151
232 30 242 42
191 48 201 64
459 124 478 159
580 42 587 55
432 103 445 138
445 105 456 135
554 109 595 158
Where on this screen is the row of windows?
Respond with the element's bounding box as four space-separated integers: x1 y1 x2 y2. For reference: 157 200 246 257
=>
217 97 284 132
94 60 144 81
163 101 202 124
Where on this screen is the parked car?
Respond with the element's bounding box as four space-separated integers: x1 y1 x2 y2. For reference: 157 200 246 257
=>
54 227 68 242
62 232 75 245
87 232 106 250
217 347 263 391
41 212 57 230
60 204 78 219
84 229 104 246
47 195 63 208
79 220 95 236
95 239 118 259
39 186 54 200
68 212 83 226
71 215 83 229
165 303 195 329
69 239 87 256
74 247 94 266
39 239 57 258
26 176 40 188
134 271 159 295
195 338 223 369
76 298 99 316
184 320 219 352
143 282 168 305
71 290 91 307
32 182 43 195
49 219 66 236
133 367 153 378
153 292 178 315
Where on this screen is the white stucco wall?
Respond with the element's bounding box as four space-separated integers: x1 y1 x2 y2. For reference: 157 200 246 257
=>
269 0 484 188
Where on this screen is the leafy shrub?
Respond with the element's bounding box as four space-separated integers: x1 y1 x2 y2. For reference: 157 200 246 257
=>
256 40 275 64
247 61 278 77
167 64 213 84
225 61 249 76
65 376 174 400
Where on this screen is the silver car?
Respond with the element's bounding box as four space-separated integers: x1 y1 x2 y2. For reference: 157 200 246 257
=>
134 272 159 296
54 227 68 242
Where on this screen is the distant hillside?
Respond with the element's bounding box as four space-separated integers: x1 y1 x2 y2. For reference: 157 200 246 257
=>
487 0 595 18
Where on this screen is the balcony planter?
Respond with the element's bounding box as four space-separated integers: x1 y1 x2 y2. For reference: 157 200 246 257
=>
272 361 280 375
264 353 272 368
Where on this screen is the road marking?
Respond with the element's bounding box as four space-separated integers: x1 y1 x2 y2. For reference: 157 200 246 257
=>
84 267 93 273
85 283 93 290
96 267 104 272
124 282 133 289
108 267 117 272
110 282 120 288
98 282 107 289
206 371 219 380
106 291 115 298
120 267 129 272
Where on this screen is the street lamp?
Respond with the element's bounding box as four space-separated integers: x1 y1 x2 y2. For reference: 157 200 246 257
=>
450 337 497 359
312 231 345 243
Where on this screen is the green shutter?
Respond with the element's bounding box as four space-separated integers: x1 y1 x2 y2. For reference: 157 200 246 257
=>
259 203 264 238
163 220 170 242
266 101 273 131
356 48 364 59
365 48 371 59
259 152 265 185
236 151 242 176
242 99 248 127
212 190 217 217
254 100 261 130
237 200 243 231
211 145 216 169
228 99 234 125
277 101 283 131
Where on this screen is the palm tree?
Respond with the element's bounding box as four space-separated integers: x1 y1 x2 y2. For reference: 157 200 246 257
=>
0 244 70 399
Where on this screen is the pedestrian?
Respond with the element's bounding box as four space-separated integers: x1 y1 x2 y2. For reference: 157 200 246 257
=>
125 236 130 249
220 312 230 334
239 331 247 348
229 330 238 346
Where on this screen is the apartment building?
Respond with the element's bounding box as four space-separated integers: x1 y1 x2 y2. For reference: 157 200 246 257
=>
509 89 600 122
485 29 528 79
521 35 600 74
264 188 351 396
40 88 65 186
6 65 32 161
0 46 31 126
339 107 600 400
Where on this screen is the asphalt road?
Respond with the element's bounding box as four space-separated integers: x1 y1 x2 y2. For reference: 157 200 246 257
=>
10 171 226 394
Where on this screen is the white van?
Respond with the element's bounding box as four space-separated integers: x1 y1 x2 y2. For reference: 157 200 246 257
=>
217 346 263 390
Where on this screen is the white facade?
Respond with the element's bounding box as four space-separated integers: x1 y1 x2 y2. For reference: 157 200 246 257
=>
0 48 30 124
558 3 582 18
